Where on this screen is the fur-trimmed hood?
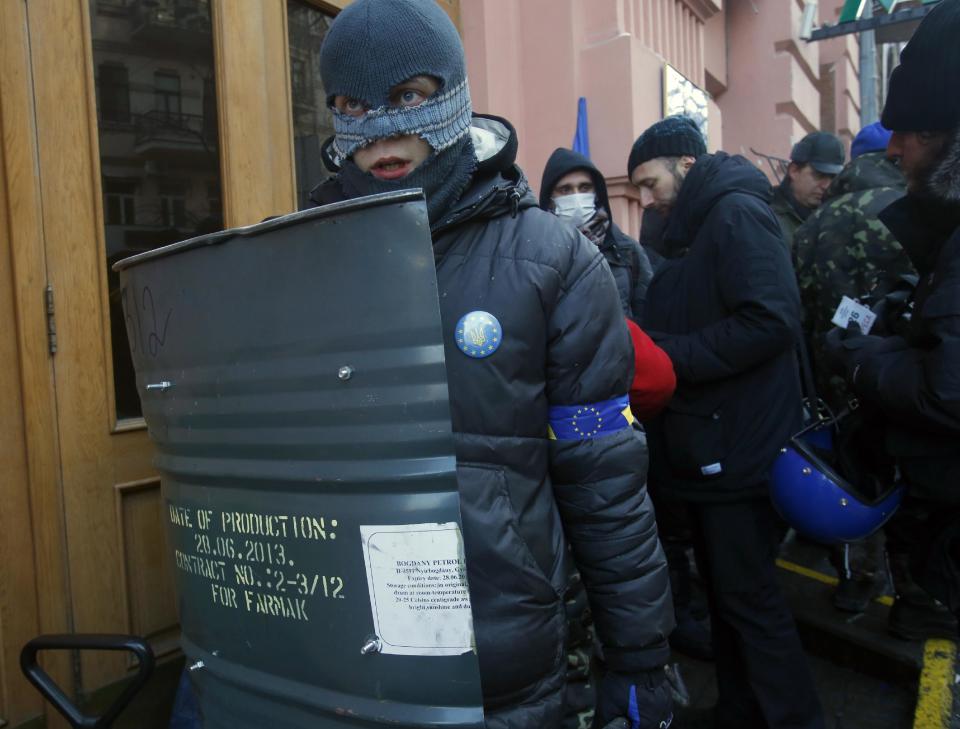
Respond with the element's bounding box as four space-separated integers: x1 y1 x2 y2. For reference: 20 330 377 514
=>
929 124 960 205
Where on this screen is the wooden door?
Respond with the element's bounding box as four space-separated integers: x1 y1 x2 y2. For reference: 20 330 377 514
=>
3 0 297 721
0 2 74 725
1 0 459 724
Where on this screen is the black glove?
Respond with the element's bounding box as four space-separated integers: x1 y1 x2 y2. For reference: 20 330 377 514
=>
822 322 877 382
870 277 916 338
592 667 673 729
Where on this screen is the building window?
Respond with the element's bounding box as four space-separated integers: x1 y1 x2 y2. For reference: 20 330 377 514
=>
291 57 312 105
99 63 130 123
155 70 182 117
88 0 223 421
207 182 221 218
202 77 218 142
158 181 188 228
96 0 128 17
104 179 137 225
287 0 336 210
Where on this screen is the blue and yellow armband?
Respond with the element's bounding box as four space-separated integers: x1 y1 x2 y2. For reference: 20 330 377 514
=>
547 395 635 441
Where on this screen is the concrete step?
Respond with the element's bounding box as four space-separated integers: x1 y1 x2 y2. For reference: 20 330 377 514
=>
774 539 960 728
777 557 924 682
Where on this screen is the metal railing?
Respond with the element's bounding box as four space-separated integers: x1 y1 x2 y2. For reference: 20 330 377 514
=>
130 0 211 35
133 109 216 147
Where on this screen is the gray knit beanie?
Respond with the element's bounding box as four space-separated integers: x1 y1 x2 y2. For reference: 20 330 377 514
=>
320 0 472 162
628 115 707 178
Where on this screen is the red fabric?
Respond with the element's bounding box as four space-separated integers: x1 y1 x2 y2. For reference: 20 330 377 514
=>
625 318 676 420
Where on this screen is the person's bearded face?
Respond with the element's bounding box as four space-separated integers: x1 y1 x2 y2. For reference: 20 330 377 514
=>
887 130 950 196
630 157 692 217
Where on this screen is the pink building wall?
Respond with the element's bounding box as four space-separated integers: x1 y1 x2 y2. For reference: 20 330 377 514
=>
462 0 722 239
718 0 861 179
819 0 861 152
461 0 861 236
720 0 823 181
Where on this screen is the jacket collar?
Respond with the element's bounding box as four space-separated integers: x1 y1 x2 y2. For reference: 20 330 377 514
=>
879 194 960 275
308 114 532 241
663 152 773 256
772 180 810 223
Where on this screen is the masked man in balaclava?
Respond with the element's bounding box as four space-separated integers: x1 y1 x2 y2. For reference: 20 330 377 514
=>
309 2 675 728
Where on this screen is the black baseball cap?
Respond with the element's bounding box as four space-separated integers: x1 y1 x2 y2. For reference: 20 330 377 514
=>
789 132 845 175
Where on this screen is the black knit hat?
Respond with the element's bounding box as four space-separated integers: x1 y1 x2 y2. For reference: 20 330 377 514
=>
628 115 707 178
881 0 960 132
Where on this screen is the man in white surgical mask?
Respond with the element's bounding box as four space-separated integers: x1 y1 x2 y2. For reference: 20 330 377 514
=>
552 170 597 227
540 149 653 322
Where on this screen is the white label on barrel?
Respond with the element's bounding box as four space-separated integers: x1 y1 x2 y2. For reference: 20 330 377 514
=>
360 522 476 656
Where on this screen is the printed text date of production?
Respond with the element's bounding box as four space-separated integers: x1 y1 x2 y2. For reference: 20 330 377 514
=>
194 534 297 567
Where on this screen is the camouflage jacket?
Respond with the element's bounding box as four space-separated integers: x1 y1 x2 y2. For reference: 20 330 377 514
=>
794 152 915 408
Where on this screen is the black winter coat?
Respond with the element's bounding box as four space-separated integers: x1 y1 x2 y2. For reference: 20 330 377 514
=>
311 116 672 728
643 153 804 501
539 148 654 322
853 195 960 503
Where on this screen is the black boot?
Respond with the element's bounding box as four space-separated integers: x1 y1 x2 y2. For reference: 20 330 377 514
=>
889 594 958 640
887 550 959 640
834 572 881 613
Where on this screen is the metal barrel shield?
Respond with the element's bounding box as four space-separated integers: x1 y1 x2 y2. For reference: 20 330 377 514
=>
114 191 484 728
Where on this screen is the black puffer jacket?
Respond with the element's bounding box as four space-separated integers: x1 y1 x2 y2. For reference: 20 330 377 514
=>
539 148 654 322
643 152 803 502
854 193 960 503
311 115 672 728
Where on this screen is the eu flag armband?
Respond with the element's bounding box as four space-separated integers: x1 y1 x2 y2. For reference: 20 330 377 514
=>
547 395 635 441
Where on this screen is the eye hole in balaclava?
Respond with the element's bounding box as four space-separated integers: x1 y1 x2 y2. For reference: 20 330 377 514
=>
320 0 471 149
328 74 470 164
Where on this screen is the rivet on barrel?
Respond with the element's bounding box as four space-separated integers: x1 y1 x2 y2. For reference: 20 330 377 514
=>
338 366 354 381
360 635 382 655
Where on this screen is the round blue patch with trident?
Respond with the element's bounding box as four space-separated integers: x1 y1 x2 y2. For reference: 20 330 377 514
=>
455 311 502 358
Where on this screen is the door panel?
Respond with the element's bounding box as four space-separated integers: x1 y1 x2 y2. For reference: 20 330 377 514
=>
27 0 130 689
0 105 44 729
8 0 460 720
19 0 300 708
0 1 71 726
116 479 179 661
214 0 296 226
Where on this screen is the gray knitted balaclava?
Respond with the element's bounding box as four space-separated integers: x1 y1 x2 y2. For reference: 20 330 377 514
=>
320 0 476 223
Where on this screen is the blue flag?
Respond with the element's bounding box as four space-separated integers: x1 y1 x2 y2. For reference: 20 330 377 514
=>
572 97 590 159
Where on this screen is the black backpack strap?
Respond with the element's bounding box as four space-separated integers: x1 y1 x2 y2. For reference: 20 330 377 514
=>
796 334 819 412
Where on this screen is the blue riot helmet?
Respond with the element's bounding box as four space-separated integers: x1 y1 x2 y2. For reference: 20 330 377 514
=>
770 417 904 545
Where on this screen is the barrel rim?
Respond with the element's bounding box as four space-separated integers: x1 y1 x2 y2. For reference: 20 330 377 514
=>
112 189 426 272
